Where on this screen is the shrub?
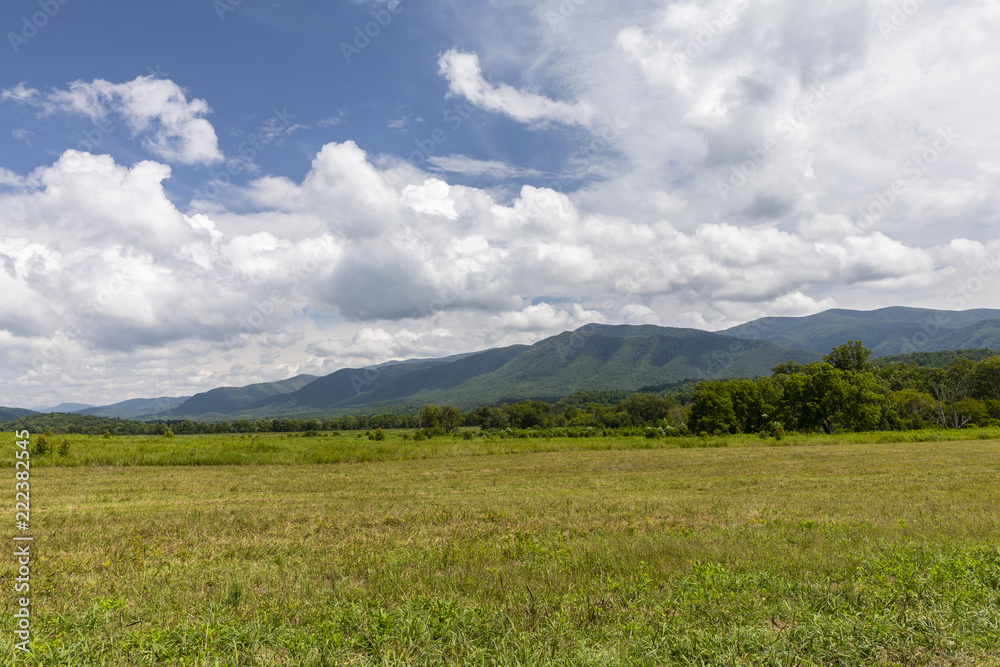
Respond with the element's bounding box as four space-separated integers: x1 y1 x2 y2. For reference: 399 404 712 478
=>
32 435 51 455
164 430 175 438
58 439 70 456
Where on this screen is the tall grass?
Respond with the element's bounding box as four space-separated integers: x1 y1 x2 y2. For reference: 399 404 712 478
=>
9 426 1000 468
2 437 1000 664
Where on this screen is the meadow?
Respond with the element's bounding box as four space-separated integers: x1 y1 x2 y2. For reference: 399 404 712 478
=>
3 430 1000 665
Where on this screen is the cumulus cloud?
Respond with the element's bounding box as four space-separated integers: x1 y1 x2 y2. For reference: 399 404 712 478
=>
1 137 997 407
5 1 1000 407
438 49 594 126
2 76 223 165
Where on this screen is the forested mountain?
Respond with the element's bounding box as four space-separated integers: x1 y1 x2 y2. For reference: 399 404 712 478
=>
183 324 820 419
164 374 319 419
723 307 1000 356
0 407 36 421
22 308 1000 422
81 396 190 419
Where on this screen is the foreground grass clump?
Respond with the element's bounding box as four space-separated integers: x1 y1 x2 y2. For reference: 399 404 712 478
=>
2 438 1000 664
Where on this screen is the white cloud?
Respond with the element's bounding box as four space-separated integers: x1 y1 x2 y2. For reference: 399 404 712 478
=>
5 0 1000 406
438 49 594 126
11 128 32 145
427 154 545 179
2 76 223 165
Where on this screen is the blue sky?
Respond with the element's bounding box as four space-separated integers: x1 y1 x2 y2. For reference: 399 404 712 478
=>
1 1 582 197
2 0 999 408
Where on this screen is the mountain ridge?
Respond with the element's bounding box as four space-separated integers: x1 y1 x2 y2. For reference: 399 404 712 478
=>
22 306 1000 421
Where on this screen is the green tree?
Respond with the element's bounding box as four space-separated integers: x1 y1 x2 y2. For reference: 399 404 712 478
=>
727 378 781 433
619 393 673 425
779 363 885 433
438 405 462 433
471 405 508 429
970 356 1000 401
419 404 440 429
824 340 874 373
927 358 976 429
503 401 551 429
689 382 737 435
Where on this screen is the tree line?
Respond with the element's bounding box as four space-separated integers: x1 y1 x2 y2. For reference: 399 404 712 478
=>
4 342 997 436
689 341 1000 435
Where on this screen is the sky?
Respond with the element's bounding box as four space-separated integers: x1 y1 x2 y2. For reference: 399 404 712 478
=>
1 0 999 409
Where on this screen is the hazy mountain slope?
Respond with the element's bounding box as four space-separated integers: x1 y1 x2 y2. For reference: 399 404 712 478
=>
238 324 820 416
166 374 319 418
403 324 820 409
81 396 190 419
0 407 37 421
254 347 529 416
927 319 1000 352
724 307 1000 356
30 402 94 413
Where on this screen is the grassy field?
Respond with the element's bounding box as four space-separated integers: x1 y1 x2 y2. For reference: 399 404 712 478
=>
3 431 1000 665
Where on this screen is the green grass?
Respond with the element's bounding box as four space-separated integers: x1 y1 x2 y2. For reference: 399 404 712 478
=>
3 434 1000 664
11 426 1000 468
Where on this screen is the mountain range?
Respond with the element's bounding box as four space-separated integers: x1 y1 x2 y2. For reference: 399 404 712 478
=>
7 306 999 422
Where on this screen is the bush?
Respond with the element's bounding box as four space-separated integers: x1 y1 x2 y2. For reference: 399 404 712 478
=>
164 430 175 438
58 439 70 456
31 435 51 456
461 430 474 440
369 428 386 441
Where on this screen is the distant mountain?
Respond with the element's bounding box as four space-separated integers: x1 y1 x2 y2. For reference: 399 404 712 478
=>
80 396 190 419
226 323 821 418
165 374 319 419
27 307 999 422
723 307 1000 356
29 402 94 413
0 407 36 421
